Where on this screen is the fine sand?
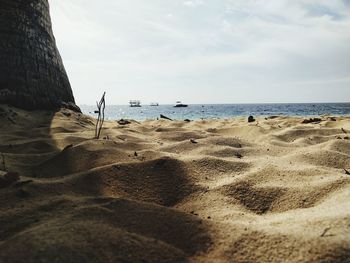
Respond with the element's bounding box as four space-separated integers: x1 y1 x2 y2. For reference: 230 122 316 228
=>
0 105 349 263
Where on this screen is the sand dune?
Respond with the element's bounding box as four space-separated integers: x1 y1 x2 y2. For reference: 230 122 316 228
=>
0 105 349 262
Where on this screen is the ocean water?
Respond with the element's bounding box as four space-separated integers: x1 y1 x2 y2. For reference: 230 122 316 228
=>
80 103 350 121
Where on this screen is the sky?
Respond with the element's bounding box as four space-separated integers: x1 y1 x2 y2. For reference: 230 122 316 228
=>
50 0 350 105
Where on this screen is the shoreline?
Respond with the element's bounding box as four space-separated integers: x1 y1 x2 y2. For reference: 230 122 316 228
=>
79 102 350 121
87 114 350 122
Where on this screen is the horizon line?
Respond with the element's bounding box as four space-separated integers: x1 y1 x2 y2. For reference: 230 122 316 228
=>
79 101 350 106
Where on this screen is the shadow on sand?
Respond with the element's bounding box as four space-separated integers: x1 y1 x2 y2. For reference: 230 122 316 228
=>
0 104 212 263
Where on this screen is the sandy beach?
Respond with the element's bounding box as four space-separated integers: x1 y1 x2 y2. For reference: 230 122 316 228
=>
0 105 349 263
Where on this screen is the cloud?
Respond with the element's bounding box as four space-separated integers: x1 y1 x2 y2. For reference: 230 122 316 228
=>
50 0 350 104
183 0 203 7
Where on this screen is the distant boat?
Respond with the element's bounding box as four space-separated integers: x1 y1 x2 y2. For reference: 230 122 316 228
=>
174 101 188 108
150 102 159 106
129 100 141 107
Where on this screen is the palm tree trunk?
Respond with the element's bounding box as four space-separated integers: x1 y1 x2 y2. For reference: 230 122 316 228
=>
0 0 79 111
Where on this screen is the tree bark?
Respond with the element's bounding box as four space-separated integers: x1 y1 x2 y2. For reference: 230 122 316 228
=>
0 0 79 111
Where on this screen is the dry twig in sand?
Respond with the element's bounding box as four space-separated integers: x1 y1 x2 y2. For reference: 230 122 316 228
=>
95 92 106 139
160 114 173 121
320 227 332 237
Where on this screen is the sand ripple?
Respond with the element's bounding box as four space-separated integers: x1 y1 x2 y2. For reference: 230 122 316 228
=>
0 107 349 262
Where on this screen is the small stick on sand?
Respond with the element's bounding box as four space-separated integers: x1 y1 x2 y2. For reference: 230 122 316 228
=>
344 169 350 175
95 92 106 139
190 139 198 144
160 114 173 121
7 117 15 124
320 227 331 237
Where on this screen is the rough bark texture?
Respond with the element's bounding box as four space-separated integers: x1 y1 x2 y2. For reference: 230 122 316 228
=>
0 0 79 111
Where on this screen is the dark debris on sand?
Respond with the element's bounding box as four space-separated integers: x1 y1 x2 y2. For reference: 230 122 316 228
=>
302 118 322 124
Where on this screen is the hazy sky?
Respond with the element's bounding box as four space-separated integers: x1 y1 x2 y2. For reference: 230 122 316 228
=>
50 0 350 105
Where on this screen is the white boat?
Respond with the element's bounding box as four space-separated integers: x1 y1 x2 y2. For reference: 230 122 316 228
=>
174 101 188 108
129 100 141 107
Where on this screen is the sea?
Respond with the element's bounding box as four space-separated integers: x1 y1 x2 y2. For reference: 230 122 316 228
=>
80 103 350 121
